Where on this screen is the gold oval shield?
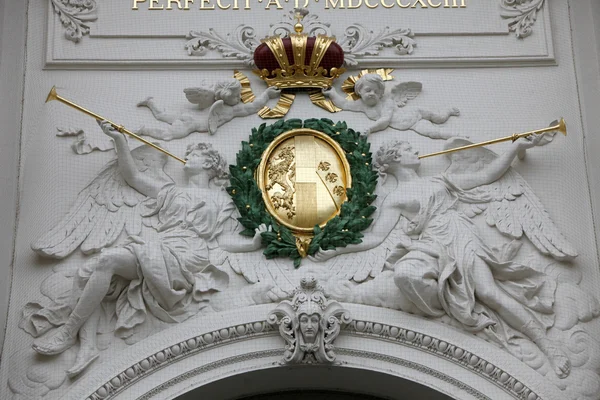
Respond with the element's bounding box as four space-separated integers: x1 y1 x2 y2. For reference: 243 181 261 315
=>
257 128 352 235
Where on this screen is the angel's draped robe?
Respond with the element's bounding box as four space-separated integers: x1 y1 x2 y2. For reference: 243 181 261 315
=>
22 183 234 341
115 183 233 335
392 175 556 343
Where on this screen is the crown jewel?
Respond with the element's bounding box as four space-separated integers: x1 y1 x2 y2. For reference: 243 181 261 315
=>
253 14 345 90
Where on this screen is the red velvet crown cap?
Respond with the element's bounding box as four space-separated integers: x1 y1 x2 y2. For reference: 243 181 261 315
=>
254 37 344 77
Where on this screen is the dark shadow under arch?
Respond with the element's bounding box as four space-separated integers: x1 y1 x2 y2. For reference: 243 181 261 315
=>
174 365 455 400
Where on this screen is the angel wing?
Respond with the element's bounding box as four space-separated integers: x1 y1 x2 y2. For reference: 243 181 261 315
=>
183 86 216 110
213 247 297 298
323 218 412 283
31 146 173 259
390 81 422 107
207 99 226 135
445 137 578 261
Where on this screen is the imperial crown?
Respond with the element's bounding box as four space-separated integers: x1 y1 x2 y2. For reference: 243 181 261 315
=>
253 18 345 90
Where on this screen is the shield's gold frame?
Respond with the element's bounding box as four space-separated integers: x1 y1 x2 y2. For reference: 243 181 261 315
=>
256 128 352 256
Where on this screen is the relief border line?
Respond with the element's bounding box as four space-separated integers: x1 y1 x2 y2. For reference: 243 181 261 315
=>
81 319 540 400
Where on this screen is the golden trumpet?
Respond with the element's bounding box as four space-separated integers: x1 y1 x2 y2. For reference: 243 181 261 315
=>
418 118 567 159
46 86 186 164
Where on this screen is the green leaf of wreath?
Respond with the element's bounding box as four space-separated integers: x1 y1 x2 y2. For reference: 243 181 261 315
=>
227 118 378 267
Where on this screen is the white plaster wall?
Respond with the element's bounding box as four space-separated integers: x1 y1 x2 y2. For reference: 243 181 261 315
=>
594 1 600 62
571 0 600 262
0 0 25 359
0 0 4 66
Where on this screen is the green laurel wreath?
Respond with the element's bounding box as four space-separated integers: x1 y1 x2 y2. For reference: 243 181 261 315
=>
227 118 378 268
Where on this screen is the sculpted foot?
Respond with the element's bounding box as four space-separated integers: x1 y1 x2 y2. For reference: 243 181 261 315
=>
539 339 571 378
66 347 99 378
137 97 153 107
449 107 460 117
32 325 77 355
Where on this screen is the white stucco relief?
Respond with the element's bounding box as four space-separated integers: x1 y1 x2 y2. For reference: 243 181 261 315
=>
50 0 98 43
267 277 351 365
185 9 416 67
309 134 600 398
47 1 548 48
56 126 115 155
8 89 600 398
5 4 599 398
137 79 280 139
500 0 546 39
324 73 460 139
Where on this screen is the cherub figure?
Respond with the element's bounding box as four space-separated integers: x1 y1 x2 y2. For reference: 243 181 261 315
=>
137 79 280 140
323 73 460 139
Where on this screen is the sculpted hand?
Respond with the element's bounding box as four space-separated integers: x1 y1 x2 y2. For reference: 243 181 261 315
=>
515 134 545 160
265 286 290 302
308 248 338 262
252 224 271 249
266 87 281 99
517 133 545 151
98 120 124 140
322 88 332 97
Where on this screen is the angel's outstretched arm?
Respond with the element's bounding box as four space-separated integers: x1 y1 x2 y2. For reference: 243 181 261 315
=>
311 203 405 261
366 107 394 134
218 224 267 253
322 88 364 112
98 121 165 198
235 87 281 116
449 135 543 190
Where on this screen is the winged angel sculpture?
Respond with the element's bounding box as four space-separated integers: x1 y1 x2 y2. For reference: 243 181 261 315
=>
137 78 280 140
21 122 271 377
311 133 600 379
324 73 460 139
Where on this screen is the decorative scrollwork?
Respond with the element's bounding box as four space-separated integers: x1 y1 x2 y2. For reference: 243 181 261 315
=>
338 24 416 66
185 25 259 65
185 10 416 66
50 0 98 43
56 127 115 155
500 0 545 39
268 277 351 364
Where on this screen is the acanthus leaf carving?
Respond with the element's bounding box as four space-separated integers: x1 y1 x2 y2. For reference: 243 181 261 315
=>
338 24 416 66
70 133 114 155
500 0 545 39
185 26 259 65
56 126 84 137
185 10 415 66
50 0 98 43
56 127 115 154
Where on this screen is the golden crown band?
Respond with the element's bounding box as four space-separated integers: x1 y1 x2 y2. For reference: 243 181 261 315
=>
254 66 346 89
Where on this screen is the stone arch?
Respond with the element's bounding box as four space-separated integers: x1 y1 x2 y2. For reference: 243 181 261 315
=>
64 304 560 400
